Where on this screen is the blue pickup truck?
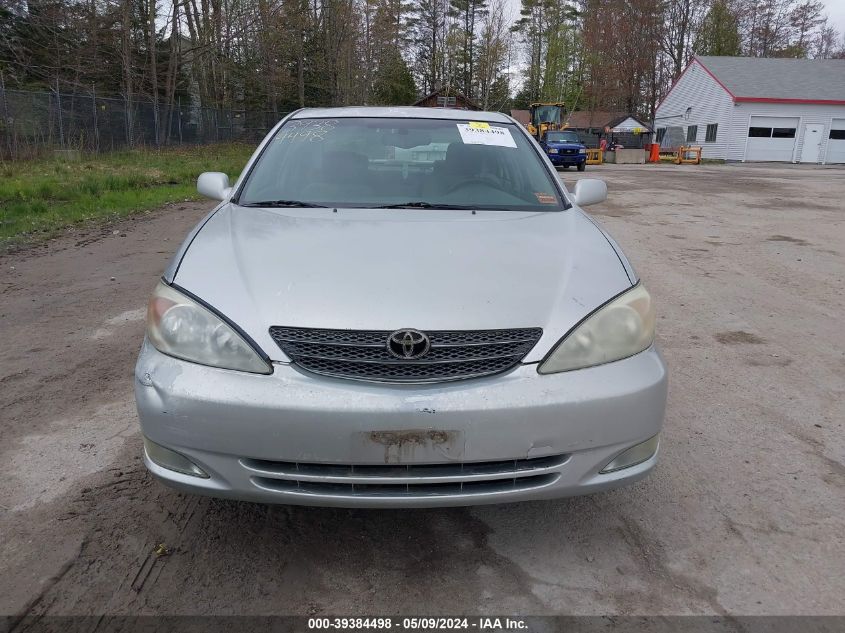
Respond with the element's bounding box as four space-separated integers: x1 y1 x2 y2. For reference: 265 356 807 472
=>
540 130 587 171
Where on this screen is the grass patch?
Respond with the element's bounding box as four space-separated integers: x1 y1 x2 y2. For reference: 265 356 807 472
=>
0 143 254 244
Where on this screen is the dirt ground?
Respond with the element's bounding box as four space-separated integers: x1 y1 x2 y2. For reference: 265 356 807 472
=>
1 164 843 618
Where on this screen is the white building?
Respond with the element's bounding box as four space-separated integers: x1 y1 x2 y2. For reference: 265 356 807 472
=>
654 56 845 164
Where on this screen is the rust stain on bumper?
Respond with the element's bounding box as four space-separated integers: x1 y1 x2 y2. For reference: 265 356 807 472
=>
366 429 462 463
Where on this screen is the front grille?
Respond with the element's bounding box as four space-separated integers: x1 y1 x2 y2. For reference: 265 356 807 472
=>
242 454 569 478
562 148 577 155
251 474 559 498
242 454 568 499
269 327 543 383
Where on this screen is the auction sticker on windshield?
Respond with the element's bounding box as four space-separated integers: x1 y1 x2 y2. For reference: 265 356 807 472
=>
457 123 517 148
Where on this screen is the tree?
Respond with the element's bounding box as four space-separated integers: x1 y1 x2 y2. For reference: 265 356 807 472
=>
372 50 417 104
662 0 707 80
511 0 580 104
510 0 543 103
412 0 446 93
475 0 509 108
812 18 841 58
695 0 742 56
486 74 511 111
540 0 581 103
581 0 663 117
740 0 797 56
449 0 487 99
1 0 841 145
789 0 825 56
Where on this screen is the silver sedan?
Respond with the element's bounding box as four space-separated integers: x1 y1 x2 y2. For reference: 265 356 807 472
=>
135 107 667 507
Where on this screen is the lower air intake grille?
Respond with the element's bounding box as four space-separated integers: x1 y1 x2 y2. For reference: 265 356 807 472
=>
243 454 568 499
251 474 559 498
268 327 543 383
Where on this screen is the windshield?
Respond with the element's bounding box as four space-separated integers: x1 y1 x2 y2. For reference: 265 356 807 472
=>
532 106 562 126
237 117 564 210
546 131 581 143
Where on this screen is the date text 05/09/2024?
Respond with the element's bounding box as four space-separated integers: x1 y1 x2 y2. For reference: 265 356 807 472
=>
307 617 529 631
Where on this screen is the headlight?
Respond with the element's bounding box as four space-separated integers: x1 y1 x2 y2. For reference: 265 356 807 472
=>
146 281 272 374
538 284 655 374
578 148 587 154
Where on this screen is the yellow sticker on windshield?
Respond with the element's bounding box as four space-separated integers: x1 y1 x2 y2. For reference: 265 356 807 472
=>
457 123 517 148
468 121 490 129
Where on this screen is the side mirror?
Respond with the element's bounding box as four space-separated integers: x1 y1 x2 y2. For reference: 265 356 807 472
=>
197 172 231 201
572 179 607 207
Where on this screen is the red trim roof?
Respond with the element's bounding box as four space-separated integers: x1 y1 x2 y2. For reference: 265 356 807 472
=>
734 96 845 105
655 60 699 112
695 58 736 98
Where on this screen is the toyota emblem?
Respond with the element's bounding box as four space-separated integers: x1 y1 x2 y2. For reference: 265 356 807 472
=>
387 329 431 360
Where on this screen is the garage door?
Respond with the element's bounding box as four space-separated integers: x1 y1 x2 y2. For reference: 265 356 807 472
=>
826 119 845 164
745 116 799 162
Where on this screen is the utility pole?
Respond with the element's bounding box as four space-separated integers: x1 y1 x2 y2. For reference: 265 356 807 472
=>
92 84 100 153
55 77 65 149
0 70 11 158
177 96 183 144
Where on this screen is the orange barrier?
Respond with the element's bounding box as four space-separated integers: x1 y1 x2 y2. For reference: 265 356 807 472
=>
675 145 702 165
586 148 603 165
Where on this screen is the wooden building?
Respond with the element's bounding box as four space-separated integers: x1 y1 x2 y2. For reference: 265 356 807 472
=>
566 111 653 148
413 88 480 110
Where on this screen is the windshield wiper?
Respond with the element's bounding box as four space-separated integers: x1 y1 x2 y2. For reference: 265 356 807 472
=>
239 199 328 208
374 201 479 210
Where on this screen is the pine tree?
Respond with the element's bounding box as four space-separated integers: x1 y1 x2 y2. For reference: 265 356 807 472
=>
373 50 418 104
448 0 488 98
412 0 446 93
487 75 511 111
695 0 742 56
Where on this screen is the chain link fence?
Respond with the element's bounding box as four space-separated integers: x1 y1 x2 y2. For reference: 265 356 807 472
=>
0 85 288 160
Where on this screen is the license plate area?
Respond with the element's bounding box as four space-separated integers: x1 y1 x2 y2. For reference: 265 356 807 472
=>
357 429 464 463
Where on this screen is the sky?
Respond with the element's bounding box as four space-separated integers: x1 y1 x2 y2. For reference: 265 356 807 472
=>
503 0 845 39
820 0 845 35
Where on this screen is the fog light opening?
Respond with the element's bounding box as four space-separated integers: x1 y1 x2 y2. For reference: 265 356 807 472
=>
143 437 209 478
600 434 659 474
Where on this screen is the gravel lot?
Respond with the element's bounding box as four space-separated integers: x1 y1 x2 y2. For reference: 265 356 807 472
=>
1 163 843 617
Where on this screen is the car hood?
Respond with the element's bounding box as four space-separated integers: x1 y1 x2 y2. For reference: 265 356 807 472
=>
172 205 633 363
546 142 584 149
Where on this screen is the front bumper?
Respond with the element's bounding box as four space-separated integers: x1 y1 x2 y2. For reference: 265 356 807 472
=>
548 153 586 166
134 340 667 507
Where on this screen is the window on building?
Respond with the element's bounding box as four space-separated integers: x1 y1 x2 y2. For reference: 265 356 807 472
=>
656 128 666 143
686 125 698 142
705 124 718 143
747 127 796 139
436 96 457 107
830 129 845 140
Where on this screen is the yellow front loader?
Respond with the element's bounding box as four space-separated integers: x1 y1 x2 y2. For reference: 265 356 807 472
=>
527 103 566 141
